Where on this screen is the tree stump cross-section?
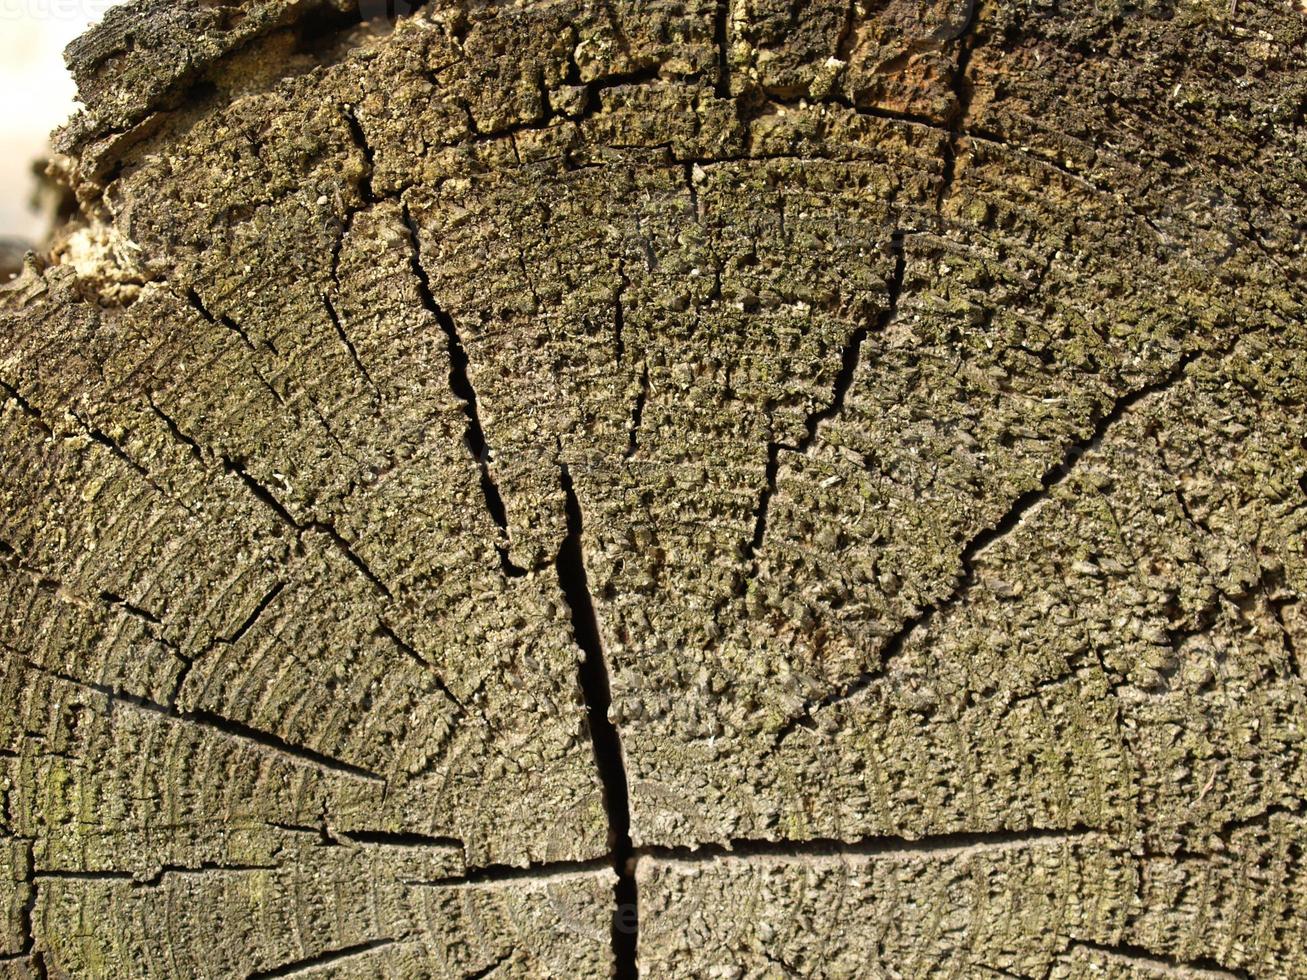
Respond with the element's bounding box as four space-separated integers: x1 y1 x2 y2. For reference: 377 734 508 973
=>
0 0 1304 975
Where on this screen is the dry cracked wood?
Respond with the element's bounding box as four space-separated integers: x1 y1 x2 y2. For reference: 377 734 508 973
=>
0 0 1303 975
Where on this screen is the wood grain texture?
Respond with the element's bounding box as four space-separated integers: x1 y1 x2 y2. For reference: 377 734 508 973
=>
1 0 1303 974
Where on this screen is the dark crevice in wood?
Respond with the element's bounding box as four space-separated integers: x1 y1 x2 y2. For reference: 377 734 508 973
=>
2 379 187 511
757 87 954 136
777 343 1221 740
626 364 649 459
224 582 285 646
71 413 151 479
795 231 908 451
463 951 513 980
246 939 397 979
746 230 907 562
935 0 982 213
222 456 394 599
255 367 289 408
409 826 1101 891
979 966 1035 980
747 441 783 562
405 855 613 888
713 0 731 97
18 844 46 979
1069 940 1248 979
0 379 53 434
614 271 628 365
582 66 668 118
336 829 463 849
97 591 162 626
835 0 859 61
0 545 186 679
182 704 386 782
147 395 204 462
682 161 701 222
21 5 1302 969
340 105 376 204
1214 799 1305 842
556 462 638 979
400 202 526 579
373 621 467 712
322 292 381 401
184 289 293 409
846 99 952 133
130 391 391 607
132 863 278 887
24 658 385 784
166 649 195 711
405 857 614 888
641 824 1099 865
457 64 665 157
266 819 339 844
186 287 256 351
193 704 385 779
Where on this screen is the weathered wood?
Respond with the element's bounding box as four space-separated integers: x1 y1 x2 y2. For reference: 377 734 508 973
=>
1 0 1303 974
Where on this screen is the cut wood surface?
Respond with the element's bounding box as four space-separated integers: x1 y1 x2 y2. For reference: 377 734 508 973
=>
0 0 1304 975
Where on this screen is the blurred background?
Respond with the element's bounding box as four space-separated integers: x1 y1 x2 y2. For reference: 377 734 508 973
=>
0 0 118 268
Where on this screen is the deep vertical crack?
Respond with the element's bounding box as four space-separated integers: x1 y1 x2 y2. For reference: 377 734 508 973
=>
626 364 650 459
18 843 47 979
835 0 858 62
713 0 731 98
341 105 376 204
796 231 908 451
614 270 628 365
747 444 782 559
401 203 526 578
935 0 981 212
556 461 637 979
682 162 701 222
